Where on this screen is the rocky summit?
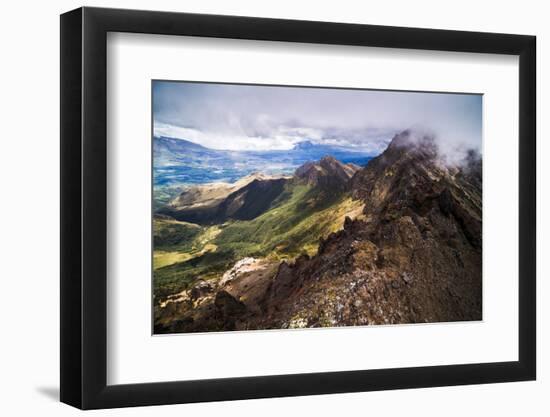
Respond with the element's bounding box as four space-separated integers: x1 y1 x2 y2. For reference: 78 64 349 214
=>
294 156 360 191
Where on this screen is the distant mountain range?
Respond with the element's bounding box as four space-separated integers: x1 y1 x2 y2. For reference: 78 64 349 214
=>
153 136 374 190
157 157 360 224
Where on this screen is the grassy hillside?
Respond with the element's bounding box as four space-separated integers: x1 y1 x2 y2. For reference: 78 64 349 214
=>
153 218 201 249
153 182 364 300
153 218 222 270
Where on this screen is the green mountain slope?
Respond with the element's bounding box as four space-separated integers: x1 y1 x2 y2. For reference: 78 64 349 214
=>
153 181 364 300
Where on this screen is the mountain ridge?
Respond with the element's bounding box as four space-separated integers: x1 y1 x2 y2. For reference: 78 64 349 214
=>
257 130 482 327
157 156 359 224
154 130 482 333
153 136 374 198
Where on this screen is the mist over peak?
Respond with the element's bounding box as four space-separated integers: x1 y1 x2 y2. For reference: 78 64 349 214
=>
388 128 481 168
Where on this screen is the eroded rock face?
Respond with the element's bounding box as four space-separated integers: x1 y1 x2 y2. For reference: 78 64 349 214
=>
154 260 279 334
214 291 247 330
189 281 214 301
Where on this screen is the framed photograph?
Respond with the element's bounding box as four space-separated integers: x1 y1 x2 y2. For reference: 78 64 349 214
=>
60 7 536 409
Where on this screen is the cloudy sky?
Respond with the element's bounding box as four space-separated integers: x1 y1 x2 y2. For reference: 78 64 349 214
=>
153 81 482 155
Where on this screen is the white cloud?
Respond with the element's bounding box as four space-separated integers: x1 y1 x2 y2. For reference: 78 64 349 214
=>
153 82 482 154
154 122 300 151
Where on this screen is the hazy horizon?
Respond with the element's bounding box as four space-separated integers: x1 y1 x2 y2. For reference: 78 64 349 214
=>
153 80 482 157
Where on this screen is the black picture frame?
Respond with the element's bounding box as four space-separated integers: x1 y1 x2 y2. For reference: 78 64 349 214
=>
60 6 536 410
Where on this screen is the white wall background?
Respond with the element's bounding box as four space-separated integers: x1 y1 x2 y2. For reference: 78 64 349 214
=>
0 0 546 415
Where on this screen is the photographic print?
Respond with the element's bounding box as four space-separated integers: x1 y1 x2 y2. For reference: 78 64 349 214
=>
152 81 482 334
